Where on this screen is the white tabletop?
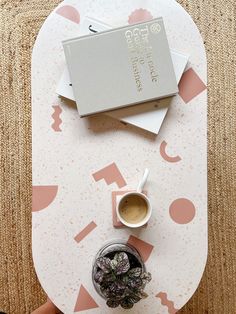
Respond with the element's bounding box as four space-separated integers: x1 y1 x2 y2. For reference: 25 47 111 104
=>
32 0 207 313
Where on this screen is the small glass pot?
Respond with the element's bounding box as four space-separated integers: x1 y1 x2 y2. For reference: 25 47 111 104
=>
92 240 145 299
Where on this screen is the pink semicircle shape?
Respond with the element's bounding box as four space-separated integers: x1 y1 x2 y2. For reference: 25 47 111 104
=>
56 5 80 24
160 141 181 163
128 8 153 24
32 186 58 212
169 198 196 224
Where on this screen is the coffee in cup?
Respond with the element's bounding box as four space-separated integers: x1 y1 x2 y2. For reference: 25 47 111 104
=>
119 194 148 224
116 169 152 228
117 191 152 228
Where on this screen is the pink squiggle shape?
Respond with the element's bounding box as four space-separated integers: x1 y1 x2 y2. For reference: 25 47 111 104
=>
51 105 62 132
156 292 178 314
160 141 181 163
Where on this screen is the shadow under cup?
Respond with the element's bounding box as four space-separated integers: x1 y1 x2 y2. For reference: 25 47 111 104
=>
117 192 152 228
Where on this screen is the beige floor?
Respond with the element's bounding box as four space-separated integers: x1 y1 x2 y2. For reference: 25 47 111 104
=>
0 0 235 313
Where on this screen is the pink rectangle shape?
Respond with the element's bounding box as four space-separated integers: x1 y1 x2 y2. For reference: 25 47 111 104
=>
178 68 207 103
112 190 131 228
127 235 154 262
74 221 97 243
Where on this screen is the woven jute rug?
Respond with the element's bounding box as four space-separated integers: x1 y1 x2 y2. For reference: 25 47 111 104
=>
0 0 235 313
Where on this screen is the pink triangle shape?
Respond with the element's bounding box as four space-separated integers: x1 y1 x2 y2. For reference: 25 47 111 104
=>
74 285 99 312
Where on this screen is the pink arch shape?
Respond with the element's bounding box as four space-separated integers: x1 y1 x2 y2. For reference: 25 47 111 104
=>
160 141 181 163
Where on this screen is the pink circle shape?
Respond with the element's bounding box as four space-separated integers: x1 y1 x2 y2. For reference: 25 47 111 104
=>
169 198 196 224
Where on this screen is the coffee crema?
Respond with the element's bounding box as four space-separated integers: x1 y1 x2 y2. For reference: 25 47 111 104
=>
119 194 148 224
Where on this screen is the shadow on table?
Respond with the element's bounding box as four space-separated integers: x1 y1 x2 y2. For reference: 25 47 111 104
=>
86 115 157 142
60 96 157 142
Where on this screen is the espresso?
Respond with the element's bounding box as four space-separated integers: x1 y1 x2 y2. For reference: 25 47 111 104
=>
119 195 148 224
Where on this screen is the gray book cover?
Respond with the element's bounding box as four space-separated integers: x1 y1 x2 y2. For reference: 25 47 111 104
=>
63 18 178 117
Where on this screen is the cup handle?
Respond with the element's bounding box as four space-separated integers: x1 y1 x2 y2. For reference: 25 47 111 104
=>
136 168 150 193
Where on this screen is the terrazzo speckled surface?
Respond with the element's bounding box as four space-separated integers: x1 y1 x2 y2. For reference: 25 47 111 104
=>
1 0 236 313
31 0 207 313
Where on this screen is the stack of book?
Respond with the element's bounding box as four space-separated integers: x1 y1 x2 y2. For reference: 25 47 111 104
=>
57 17 189 135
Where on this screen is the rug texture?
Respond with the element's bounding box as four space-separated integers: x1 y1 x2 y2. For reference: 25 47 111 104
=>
0 0 235 313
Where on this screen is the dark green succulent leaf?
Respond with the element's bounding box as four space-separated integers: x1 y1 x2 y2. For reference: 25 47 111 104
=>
141 272 152 285
123 287 133 297
101 287 113 298
128 267 142 278
117 281 126 290
113 252 130 275
122 275 129 284
106 299 120 308
109 281 126 296
137 290 148 299
127 277 143 289
110 259 118 270
128 294 141 304
96 257 112 273
113 252 128 263
94 270 104 284
103 272 116 283
120 297 134 309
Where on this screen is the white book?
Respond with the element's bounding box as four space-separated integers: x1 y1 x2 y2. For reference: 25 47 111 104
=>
57 17 189 134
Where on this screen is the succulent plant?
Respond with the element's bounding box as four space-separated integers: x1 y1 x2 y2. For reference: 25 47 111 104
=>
94 252 151 309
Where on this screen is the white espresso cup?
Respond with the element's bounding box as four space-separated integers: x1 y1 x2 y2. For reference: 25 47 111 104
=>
116 169 152 228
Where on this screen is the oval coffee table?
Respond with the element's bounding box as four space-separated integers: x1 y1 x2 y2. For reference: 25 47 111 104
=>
32 0 207 312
